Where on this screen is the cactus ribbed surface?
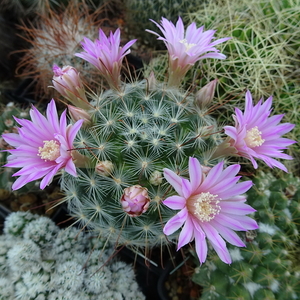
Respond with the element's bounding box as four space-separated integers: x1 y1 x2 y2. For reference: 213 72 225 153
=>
61 80 220 249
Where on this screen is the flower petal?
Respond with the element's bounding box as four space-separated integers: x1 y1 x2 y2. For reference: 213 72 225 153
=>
163 208 188 235
163 195 186 210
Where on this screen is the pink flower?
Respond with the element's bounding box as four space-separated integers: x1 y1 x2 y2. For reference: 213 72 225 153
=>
121 185 150 217
2 99 83 190
75 28 137 90
163 157 257 264
146 17 230 86
52 65 89 110
224 90 296 172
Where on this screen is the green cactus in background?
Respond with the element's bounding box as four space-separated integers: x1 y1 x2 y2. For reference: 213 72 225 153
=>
124 0 203 47
192 171 300 300
60 80 221 251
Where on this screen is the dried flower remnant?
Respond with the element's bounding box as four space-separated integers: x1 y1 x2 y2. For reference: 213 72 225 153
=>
146 17 230 86
163 157 257 264
1 100 83 190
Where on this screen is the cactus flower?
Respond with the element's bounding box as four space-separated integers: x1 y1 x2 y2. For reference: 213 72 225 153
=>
163 157 257 264
146 17 230 86
121 185 150 217
223 90 296 172
75 28 137 91
52 65 90 110
1 100 83 190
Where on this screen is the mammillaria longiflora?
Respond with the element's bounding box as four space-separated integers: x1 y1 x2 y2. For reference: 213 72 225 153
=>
0 211 145 300
1 17 295 266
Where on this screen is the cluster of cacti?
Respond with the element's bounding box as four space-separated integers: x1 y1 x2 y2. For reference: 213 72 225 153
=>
61 79 221 249
124 0 202 46
1 14 296 274
0 211 145 300
192 171 300 300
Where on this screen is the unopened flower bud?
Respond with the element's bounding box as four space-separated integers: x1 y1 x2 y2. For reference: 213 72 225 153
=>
194 79 217 109
68 105 91 126
149 171 163 186
147 71 157 90
95 161 114 176
121 185 150 217
52 64 90 110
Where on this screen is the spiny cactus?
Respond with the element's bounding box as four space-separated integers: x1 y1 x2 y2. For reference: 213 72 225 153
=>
16 1 116 100
0 211 145 300
61 80 221 250
144 0 300 172
192 171 300 300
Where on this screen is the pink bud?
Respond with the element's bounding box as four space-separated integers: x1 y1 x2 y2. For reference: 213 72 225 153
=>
52 64 89 110
194 79 218 109
121 185 150 217
68 105 91 125
147 71 157 90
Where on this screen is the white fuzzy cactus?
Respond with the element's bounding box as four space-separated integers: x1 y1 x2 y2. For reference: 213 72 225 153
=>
0 212 145 300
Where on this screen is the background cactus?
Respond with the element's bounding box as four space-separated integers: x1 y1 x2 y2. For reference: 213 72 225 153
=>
123 0 203 47
16 0 123 100
60 79 222 253
0 211 145 300
144 0 300 173
192 171 300 300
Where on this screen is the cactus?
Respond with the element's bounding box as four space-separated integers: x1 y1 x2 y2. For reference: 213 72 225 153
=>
144 0 300 173
0 211 145 300
16 0 120 100
61 80 221 251
192 171 300 299
124 0 203 47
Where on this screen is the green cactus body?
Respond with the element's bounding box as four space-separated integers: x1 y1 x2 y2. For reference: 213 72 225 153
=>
192 171 300 299
61 80 220 250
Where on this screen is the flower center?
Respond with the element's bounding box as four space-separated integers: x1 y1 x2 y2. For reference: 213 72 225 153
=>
244 126 265 147
191 192 221 222
179 39 196 52
38 140 60 161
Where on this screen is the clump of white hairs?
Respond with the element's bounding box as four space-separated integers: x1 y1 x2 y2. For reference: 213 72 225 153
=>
0 211 145 300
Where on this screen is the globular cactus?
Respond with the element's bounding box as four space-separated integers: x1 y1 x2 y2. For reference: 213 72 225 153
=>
0 211 145 300
192 171 300 300
143 0 300 172
61 80 221 251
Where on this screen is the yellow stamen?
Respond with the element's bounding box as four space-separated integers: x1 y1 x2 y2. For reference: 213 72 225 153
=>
179 39 196 52
189 192 221 222
38 140 60 161
244 126 265 147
